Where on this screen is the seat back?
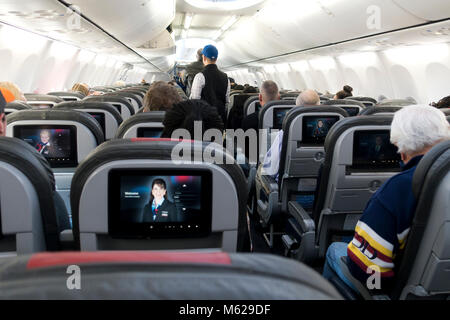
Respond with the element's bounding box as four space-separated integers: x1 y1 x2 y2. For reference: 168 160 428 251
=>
4 101 32 116
359 105 403 116
84 95 135 120
23 94 64 108
47 91 84 101
393 141 450 300
281 93 299 101
105 92 142 113
323 100 366 117
313 116 401 257
243 96 260 116
53 101 123 140
346 96 377 107
0 251 342 299
227 93 258 129
277 107 348 212
0 137 67 253
115 112 165 139
6 109 104 168
258 100 296 162
70 139 249 252
377 98 417 106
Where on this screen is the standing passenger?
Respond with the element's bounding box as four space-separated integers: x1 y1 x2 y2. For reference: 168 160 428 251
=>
190 44 230 124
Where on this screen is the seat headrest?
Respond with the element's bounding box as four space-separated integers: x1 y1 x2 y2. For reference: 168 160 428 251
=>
412 140 450 200
6 109 105 145
23 94 64 103
53 101 123 126
83 95 135 116
346 96 377 104
323 99 365 108
47 92 85 100
5 101 32 110
0 137 59 250
258 100 296 126
116 112 165 138
359 106 403 116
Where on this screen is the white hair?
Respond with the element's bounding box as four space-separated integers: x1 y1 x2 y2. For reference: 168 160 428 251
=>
296 90 320 106
390 105 450 155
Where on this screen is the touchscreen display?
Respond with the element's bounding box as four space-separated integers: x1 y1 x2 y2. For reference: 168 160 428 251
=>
14 125 78 167
273 108 292 129
351 130 401 171
88 112 106 135
137 127 163 138
302 116 340 145
108 170 213 238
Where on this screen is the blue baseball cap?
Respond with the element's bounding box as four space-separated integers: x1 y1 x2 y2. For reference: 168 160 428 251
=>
202 44 219 60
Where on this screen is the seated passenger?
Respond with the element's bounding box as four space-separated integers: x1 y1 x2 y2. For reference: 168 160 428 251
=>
161 99 224 141
323 105 450 293
0 81 26 102
334 85 353 100
241 80 280 133
431 95 450 109
261 89 321 179
142 82 182 112
71 83 90 97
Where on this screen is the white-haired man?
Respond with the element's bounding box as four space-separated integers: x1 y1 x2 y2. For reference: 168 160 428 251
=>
323 105 450 293
261 89 320 179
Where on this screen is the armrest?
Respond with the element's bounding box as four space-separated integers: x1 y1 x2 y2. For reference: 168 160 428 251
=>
288 201 315 232
59 229 75 250
255 173 280 225
260 174 278 194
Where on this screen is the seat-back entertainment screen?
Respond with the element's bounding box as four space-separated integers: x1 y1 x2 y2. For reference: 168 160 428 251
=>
88 112 106 135
340 106 360 117
137 127 163 138
108 169 213 238
13 125 78 167
302 116 340 145
351 130 401 171
273 107 293 129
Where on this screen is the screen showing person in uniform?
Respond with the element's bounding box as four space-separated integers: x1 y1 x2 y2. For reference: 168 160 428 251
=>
137 127 163 138
352 130 401 171
13 125 78 167
341 106 360 117
108 170 212 238
88 112 106 135
302 116 340 145
273 108 292 129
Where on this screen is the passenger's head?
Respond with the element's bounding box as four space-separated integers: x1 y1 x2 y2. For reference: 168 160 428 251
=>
162 99 224 140
71 83 90 96
143 82 182 112
0 81 26 102
259 80 280 107
390 105 450 163
0 90 8 137
202 44 219 65
296 89 320 106
114 80 126 87
334 85 353 100
151 179 167 201
40 130 50 144
431 95 450 109
196 48 203 62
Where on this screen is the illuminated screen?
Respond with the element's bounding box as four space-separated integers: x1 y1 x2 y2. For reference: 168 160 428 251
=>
302 116 340 145
351 130 401 171
13 125 77 167
273 108 292 129
137 127 163 138
108 170 213 238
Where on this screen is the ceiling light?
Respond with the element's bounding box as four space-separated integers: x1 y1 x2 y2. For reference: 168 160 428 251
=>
184 13 194 30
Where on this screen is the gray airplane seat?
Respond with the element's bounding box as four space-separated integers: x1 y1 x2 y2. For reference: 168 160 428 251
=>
346 96 377 107
70 138 250 253
47 91 85 101
323 99 366 117
6 109 105 221
0 137 71 254
377 98 417 106
53 101 123 140
243 96 260 116
392 140 450 300
23 94 64 109
255 107 348 246
439 108 450 116
359 105 403 116
227 93 258 129
283 115 401 263
281 93 299 101
105 91 142 113
0 251 342 300
115 112 165 139
4 101 32 116
83 95 135 120
120 89 145 100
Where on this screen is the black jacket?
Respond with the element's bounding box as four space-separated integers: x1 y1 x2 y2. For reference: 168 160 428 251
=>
201 64 228 123
142 199 177 223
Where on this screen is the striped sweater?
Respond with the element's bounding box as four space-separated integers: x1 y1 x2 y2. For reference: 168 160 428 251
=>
347 155 423 292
